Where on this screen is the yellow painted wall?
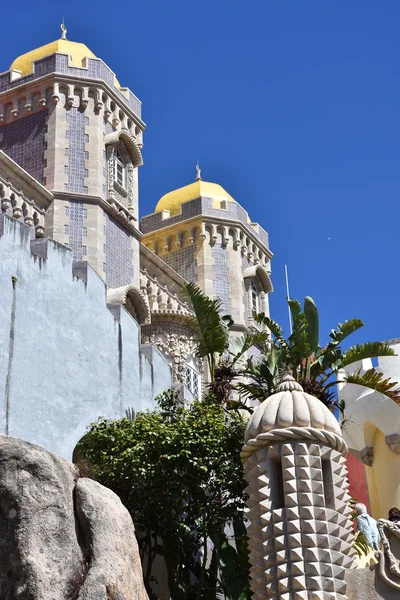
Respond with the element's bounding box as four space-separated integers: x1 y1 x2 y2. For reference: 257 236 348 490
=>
366 428 400 520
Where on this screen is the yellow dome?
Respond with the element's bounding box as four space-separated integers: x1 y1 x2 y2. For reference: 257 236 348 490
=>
10 38 120 87
155 180 236 216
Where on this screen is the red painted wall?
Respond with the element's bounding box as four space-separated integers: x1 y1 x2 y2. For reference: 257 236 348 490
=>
347 452 370 511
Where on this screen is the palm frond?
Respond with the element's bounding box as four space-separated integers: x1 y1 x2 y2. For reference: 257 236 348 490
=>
228 331 269 365
254 313 287 344
304 296 319 352
342 368 400 404
341 342 396 368
184 282 229 359
329 319 364 345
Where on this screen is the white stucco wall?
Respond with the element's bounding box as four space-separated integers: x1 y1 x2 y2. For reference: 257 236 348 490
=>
0 215 172 460
339 350 400 454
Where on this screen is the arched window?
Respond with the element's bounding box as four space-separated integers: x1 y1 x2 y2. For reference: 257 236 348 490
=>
113 148 125 189
185 362 201 398
250 280 259 314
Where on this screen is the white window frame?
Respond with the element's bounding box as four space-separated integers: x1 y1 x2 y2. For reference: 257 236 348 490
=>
113 148 126 189
250 280 259 314
185 363 201 398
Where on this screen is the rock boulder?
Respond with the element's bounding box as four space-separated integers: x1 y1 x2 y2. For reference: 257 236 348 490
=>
0 435 148 600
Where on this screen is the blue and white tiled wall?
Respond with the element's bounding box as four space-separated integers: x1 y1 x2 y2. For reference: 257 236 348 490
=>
162 246 197 283
212 243 231 313
104 213 134 288
0 111 47 183
65 108 88 194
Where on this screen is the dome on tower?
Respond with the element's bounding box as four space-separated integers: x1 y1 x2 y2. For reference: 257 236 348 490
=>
244 374 341 443
9 27 120 87
10 39 97 77
155 168 236 217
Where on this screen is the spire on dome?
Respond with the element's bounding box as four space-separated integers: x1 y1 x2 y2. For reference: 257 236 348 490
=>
60 19 67 40
195 161 202 181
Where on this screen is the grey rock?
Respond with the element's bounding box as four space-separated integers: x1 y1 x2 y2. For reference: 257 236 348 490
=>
0 435 148 600
75 478 147 600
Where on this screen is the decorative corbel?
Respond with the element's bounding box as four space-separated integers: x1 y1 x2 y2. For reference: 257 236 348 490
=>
386 434 400 454
11 108 18 119
52 83 60 104
360 446 374 466
81 87 89 109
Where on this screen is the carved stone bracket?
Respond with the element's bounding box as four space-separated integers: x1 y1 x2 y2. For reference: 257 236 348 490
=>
360 445 374 466
386 434 400 454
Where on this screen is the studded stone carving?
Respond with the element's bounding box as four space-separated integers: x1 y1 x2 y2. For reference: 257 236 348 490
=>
243 377 354 599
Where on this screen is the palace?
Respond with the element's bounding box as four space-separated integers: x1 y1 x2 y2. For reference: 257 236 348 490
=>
0 26 273 458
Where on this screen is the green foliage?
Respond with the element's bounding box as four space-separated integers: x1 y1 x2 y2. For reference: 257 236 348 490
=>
78 389 248 599
184 282 230 380
210 519 251 600
240 296 399 410
344 368 400 403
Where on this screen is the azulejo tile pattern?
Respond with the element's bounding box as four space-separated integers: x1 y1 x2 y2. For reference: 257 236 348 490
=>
140 196 269 248
163 246 197 283
104 213 134 288
65 108 87 194
68 200 85 261
0 54 142 119
212 243 231 313
0 111 47 183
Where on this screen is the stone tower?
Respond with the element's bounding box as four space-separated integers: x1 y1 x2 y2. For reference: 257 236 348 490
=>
140 168 273 332
0 25 144 288
242 375 355 599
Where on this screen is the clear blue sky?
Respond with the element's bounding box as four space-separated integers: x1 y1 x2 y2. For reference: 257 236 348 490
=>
2 1 399 347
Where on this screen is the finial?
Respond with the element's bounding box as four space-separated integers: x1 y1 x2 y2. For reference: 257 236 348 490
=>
276 373 304 393
60 18 67 40
195 160 202 181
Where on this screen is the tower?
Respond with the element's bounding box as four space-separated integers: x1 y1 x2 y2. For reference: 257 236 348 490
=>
242 375 355 599
0 24 145 288
141 168 273 332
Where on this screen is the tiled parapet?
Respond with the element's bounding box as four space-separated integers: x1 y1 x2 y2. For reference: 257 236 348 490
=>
0 53 142 120
141 196 270 252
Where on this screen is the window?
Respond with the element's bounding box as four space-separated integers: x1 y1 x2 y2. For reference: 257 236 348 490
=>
185 364 201 398
82 208 87 219
64 224 69 235
65 206 69 217
250 280 258 313
82 246 87 256
83 227 87 237
113 148 125 188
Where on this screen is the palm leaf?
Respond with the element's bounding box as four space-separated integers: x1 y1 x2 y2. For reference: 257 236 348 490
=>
341 342 396 368
288 299 302 323
304 296 319 352
184 282 230 360
329 319 364 345
254 314 287 346
342 368 400 403
228 331 269 365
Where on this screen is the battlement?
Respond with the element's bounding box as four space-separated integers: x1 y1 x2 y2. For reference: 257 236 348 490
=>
0 214 172 460
0 52 142 121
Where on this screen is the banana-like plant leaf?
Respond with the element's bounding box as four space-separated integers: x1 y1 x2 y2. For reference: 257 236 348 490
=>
228 332 269 365
304 296 319 352
342 368 400 403
288 299 302 323
329 319 364 344
341 342 396 368
184 283 230 377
